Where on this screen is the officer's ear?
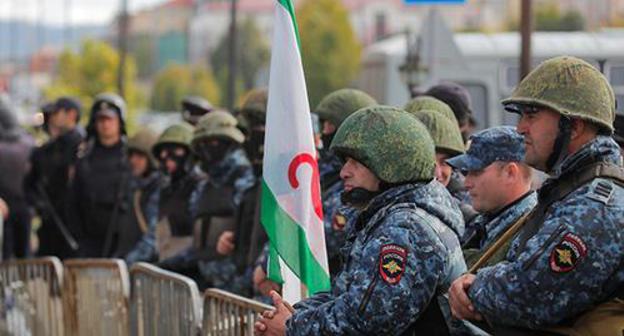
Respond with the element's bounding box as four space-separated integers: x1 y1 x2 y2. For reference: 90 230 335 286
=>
501 162 519 182
570 118 598 141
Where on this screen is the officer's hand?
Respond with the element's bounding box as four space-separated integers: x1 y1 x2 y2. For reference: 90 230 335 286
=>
254 291 291 336
253 266 281 297
216 231 236 256
449 274 483 321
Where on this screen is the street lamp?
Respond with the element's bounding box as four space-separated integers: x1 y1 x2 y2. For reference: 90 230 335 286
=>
399 30 428 98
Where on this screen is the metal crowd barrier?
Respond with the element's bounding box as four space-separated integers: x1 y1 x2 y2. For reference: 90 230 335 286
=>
63 259 130 336
129 262 202 336
202 288 273 336
0 257 65 336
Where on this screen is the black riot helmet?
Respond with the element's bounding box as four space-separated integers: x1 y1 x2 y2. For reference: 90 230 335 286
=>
86 92 127 139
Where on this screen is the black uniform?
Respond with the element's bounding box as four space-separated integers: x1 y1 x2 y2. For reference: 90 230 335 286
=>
0 99 35 259
69 140 133 257
24 128 84 258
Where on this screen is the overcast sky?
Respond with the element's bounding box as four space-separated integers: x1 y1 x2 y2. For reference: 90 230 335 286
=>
0 0 166 26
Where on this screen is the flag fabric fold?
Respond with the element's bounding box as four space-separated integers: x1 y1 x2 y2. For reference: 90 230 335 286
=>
261 0 331 303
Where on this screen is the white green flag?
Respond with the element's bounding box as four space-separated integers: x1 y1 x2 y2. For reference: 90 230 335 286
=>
261 0 331 303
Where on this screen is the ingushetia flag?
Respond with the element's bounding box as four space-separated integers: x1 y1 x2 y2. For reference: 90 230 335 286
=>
261 0 331 303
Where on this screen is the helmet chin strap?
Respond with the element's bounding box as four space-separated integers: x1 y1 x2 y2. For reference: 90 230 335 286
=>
545 116 573 173
341 187 380 209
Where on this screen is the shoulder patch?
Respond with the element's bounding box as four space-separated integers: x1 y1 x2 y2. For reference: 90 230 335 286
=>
379 244 408 285
586 179 614 205
549 233 588 273
332 211 347 231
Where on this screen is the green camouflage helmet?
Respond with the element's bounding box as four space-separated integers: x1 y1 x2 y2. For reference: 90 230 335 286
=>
193 111 245 146
409 109 465 156
502 56 616 132
241 88 268 118
238 88 268 130
315 89 377 128
152 123 194 157
128 128 159 165
404 96 457 124
330 106 436 183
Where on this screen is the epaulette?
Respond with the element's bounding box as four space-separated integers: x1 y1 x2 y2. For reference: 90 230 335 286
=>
586 179 614 205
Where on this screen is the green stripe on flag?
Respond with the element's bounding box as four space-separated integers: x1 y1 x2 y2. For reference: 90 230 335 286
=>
277 0 301 50
261 179 331 294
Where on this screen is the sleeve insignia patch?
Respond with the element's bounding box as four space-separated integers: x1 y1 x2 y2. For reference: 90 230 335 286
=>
379 244 407 285
332 212 347 231
550 233 588 273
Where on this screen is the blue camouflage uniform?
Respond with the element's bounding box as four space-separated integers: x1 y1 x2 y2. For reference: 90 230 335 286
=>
447 126 533 246
286 181 466 335
319 150 357 277
468 192 537 250
468 135 624 328
125 172 161 264
196 148 256 293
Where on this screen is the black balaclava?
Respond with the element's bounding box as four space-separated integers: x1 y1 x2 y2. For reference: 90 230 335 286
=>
195 138 235 171
157 144 190 183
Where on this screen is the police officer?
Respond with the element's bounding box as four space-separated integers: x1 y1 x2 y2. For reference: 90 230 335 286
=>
181 95 214 126
314 88 377 275
447 126 537 266
0 95 35 259
204 89 270 296
123 128 161 264
426 82 474 143
449 56 624 334
70 92 131 257
186 111 255 289
406 107 477 227
152 123 197 262
25 96 84 258
404 95 472 204
256 106 466 335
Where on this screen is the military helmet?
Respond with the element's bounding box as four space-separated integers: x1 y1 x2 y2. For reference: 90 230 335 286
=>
502 56 616 132
238 88 268 130
128 128 159 166
193 111 245 146
330 106 436 183
87 92 127 138
152 123 194 157
409 109 465 156
404 96 457 124
315 89 377 129
182 95 214 125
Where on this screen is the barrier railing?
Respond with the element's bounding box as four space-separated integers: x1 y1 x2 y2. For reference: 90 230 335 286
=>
202 288 273 336
63 259 130 336
129 262 202 336
0 257 65 336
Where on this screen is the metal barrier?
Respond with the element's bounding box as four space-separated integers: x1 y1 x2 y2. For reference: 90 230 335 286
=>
63 259 130 336
0 257 65 336
202 288 273 336
129 262 202 336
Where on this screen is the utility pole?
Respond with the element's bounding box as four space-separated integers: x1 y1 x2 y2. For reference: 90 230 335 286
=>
117 0 129 99
226 0 238 111
64 0 71 48
520 0 532 80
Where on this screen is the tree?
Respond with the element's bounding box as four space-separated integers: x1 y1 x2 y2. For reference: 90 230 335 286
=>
506 5 585 32
44 39 142 132
211 18 270 104
150 63 221 111
296 0 362 108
